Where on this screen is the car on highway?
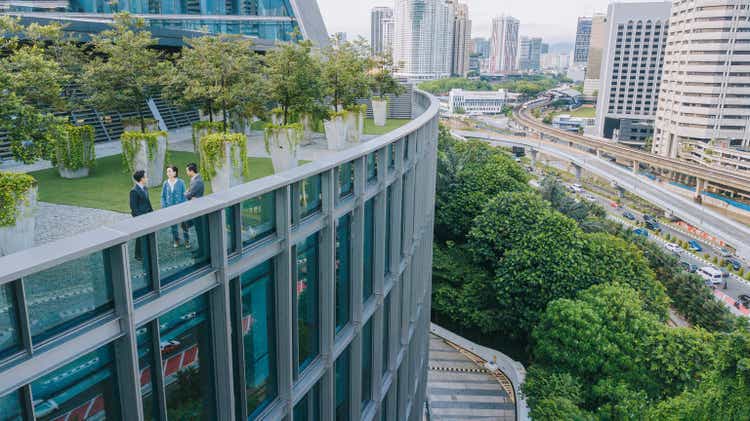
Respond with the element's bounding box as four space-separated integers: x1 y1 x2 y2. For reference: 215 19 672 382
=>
633 228 649 237
642 214 654 223
723 257 743 271
698 266 723 286
719 248 734 258
584 194 597 202
645 219 661 232
679 261 698 273
665 243 682 254
569 183 584 194
622 211 636 221
738 294 750 308
688 240 703 252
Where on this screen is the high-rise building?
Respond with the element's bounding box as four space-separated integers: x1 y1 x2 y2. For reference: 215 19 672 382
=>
451 2 472 77
489 15 520 74
472 37 491 58
394 0 455 81
594 1 671 147
541 43 549 54
518 36 543 72
371 6 394 55
583 13 607 96
2 0 329 47
653 0 750 163
573 16 593 65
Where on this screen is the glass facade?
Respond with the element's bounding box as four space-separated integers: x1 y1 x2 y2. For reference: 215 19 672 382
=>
339 162 354 199
31 345 121 420
296 234 319 372
236 260 277 418
241 192 276 248
363 199 375 302
0 90 438 421
24 252 113 344
335 214 351 333
335 347 350 421
385 187 392 276
367 153 377 182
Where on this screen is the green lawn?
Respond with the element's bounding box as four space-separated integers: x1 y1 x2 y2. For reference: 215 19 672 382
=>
363 118 410 135
29 151 275 213
553 106 596 119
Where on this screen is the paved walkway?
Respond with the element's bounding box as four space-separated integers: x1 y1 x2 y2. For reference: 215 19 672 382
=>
34 202 128 246
427 334 515 421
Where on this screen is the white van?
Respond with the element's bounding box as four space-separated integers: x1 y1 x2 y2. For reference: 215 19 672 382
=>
698 266 723 285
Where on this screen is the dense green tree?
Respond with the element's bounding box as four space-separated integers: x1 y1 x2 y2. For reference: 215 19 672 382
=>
321 37 371 111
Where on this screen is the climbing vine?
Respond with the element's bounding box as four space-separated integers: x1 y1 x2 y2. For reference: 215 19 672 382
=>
192 121 224 153
120 130 166 174
263 123 303 154
198 132 250 181
53 124 96 171
0 171 36 227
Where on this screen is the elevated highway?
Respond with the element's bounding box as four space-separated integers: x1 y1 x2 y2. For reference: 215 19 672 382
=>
512 104 750 194
452 129 750 260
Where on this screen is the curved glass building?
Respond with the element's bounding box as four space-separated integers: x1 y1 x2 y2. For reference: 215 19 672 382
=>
0 91 438 420
0 0 329 46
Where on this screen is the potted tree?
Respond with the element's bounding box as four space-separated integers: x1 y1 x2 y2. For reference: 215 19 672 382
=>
321 38 371 148
82 13 166 187
163 34 266 166
199 132 250 192
369 52 405 127
264 39 322 172
0 171 37 256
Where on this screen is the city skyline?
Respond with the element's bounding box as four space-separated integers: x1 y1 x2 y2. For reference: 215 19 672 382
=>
319 0 619 44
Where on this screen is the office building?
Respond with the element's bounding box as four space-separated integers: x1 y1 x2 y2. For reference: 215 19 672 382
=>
541 52 570 72
594 1 671 147
0 91 439 421
489 15 520 74
394 0 455 81
541 42 549 54
451 2 472 77
472 37 490 58
449 88 507 115
653 0 750 166
2 0 329 47
371 6 394 55
553 114 595 132
583 13 607 96
518 36 543 72
574 16 593 65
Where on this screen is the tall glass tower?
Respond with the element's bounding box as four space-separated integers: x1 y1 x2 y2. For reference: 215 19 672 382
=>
0 0 328 46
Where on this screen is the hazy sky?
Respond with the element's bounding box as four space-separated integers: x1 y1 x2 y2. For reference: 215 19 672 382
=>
316 0 618 45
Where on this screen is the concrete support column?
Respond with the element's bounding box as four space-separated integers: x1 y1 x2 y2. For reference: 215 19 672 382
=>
530 149 538 169
572 163 582 181
632 160 639 174
596 149 601 158
695 177 705 200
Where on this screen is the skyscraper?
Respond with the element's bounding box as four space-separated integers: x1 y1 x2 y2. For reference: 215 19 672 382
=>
518 36 543 72
653 0 750 161
594 1 671 147
472 37 491 58
451 2 472 77
583 13 607 96
489 16 520 74
573 16 593 65
371 6 394 55
394 0 455 81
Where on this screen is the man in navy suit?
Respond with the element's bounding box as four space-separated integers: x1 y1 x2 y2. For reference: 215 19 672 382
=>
129 170 153 259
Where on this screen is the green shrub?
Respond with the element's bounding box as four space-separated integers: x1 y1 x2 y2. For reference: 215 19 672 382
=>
54 124 96 171
198 132 250 181
0 172 36 227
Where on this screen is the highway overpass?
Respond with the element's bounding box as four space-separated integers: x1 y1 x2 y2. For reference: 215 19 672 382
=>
452 129 750 261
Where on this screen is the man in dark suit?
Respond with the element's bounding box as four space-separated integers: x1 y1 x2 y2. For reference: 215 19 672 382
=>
184 163 206 255
129 170 153 259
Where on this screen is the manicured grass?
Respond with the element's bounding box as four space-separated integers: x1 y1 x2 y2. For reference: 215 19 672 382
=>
29 151 275 213
553 106 596 119
363 118 411 135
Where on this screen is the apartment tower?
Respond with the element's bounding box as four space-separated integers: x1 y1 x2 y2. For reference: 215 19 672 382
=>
371 6 394 55
452 2 472 77
394 0 455 80
489 15 520 74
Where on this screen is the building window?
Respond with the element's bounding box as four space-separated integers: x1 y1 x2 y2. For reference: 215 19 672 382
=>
137 323 158 421
335 346 351 421
296 233 320 372
367 153 377 182
299 175 322 220
339 162 354 198
363 199 375 302
129 235 152 299
385 186 392 276
31 344 121 419
237 259 277 418
157 215 211 285
336 214 351 333
160 295 216 419
362 319 373 411
24 251 114 344
241 192 276 248
382 294 391 376
293 382 321 421
0 283 21 360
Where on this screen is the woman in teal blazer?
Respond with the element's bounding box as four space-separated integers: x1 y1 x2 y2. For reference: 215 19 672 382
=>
161 165 189 247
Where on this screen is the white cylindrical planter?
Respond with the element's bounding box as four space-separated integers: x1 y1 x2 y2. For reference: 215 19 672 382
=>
266 128 300 173
301 114 314 143
0 187 37 257
372 99 388 127
131 134 167 188
58 167 90 179
324 116 347 150
210 143 245 192
344 111 363 144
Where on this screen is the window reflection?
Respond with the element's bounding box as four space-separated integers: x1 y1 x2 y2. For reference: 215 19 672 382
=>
241 192 275 248
385 186 392 276
296 234 319 372
367 153 377 182
0 389 23 421
0 283 21 360
382 294 390 376
160 295 215 419
339 162 354 198
136 324 158 421
335 214 351 333
129 236 152 299
335 347 350 421
293 382 321 421
299 175 322 220
157 215 210 286
25 252 114 344
361 319 373 410
31 345 120 420
363 199 375 302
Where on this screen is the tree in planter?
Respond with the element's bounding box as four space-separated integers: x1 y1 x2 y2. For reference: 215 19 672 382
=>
198 132 251 192
82 13 167 187
0 171 37 256
369 52 405 127
321 37 371 146
163 34 267 138
264 38 323 172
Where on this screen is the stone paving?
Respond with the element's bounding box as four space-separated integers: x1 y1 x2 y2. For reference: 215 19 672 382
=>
34 202 128 246
427 334 515 421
